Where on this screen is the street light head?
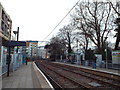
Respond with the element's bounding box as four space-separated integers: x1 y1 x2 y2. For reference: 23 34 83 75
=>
13 31 18 35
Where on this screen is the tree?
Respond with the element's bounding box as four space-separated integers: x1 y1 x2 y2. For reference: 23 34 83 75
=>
114 18 120 50
73 31 90 51
47 36 66 60
71 16 91 51
109 1 120 50
71 1 114 53
44 44 50 49
109 1 120 16
58 24 76 54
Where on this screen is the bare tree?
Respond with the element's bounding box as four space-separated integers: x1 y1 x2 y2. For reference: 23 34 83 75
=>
71 1 115 52
73 31 90 51
109 1 120 50
71 14 91 50
47 36 66 60
58 24 76 54
114 18 120 50
109 1 120 16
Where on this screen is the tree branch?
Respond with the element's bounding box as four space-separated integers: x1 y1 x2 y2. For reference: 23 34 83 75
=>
110 2 120 16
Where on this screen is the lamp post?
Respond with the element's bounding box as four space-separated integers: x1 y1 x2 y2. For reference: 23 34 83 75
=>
105 42 108 68
13 27 19 52
104 36 108 68
7 43 11 76
7 26 12 76
13 27 19 69
76 39 79 64
13 27 19 41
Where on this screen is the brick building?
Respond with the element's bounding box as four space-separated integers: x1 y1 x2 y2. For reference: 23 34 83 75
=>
0 3 12 75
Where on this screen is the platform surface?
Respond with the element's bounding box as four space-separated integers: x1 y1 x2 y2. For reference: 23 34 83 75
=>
54 62 120 76
2 62 52 89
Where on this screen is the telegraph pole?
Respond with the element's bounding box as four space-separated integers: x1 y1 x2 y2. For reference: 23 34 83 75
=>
7 45 11 76
16 27 19 53
17 27 19 41
7 32 12 76
105 42 108 69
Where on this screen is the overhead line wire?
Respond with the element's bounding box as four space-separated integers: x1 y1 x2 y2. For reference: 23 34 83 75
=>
41 0 80 44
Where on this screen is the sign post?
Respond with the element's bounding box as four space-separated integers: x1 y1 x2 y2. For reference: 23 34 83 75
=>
7 46 11 76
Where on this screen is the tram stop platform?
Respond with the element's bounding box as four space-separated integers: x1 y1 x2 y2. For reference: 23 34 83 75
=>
1 62 53 89
56 62 120 76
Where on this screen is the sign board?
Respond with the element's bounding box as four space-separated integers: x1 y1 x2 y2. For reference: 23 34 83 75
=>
7 41 26 47
95 54 102 67
112 50 120 64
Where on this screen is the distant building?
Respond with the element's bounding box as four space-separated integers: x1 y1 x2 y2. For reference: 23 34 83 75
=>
0 3 12 75
38 46 46 59
26 41 38 58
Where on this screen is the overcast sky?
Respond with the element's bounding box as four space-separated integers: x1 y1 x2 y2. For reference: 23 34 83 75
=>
0 0 117 46
0 0 79 45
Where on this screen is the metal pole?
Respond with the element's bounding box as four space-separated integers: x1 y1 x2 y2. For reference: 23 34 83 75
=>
17 27 19 41
7 46 11 76
16 27 19 52
76 39 79 64
7 28 12 76
106 43 108 68
16 27 19 67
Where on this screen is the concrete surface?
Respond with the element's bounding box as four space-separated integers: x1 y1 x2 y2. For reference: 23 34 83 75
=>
2 62 53 89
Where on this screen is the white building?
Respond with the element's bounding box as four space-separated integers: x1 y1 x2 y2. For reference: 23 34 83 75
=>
26 41 38 58
38 46 46 59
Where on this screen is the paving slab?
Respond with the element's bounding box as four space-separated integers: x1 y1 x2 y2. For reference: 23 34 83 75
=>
2 62 40 88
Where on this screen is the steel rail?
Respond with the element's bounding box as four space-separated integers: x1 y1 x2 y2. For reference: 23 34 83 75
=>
47 61 120 88
39 61 94 89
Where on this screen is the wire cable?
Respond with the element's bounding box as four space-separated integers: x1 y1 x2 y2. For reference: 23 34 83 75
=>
41 0 80 43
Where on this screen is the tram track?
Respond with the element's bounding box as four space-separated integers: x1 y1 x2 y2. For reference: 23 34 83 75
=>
50 62 120 88
35 60 120 89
